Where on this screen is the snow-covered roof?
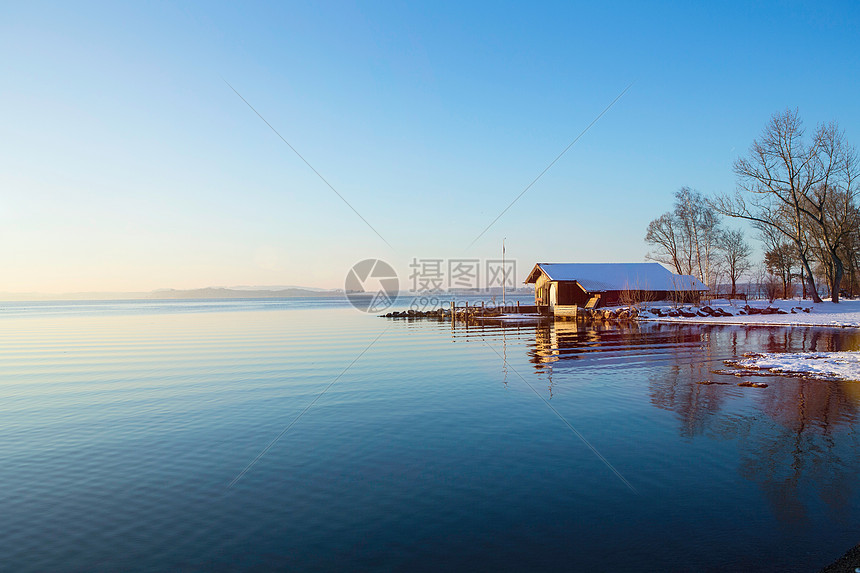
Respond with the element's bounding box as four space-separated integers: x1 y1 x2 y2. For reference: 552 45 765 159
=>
524 263 709 292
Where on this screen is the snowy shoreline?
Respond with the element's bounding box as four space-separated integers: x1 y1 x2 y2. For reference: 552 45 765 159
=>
636 299 860 382
725 351 860 382
637 299 860 329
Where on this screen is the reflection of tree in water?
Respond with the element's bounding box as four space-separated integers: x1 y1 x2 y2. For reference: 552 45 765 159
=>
647 325 729 438
649 325 860 438
643 324 860 524
731 378 860 525
745 325 860 354
658 325 860 525
506 319 860 525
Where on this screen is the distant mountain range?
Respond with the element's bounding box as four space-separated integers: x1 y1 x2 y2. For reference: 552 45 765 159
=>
220 285 335 292
149 287 343 299
0 286 343 301
0 285 535 301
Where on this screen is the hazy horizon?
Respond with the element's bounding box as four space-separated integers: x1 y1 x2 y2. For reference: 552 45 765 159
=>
0 283 537 301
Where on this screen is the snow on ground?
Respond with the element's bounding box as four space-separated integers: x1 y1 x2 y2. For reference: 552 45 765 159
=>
637 298 860 381
474 313 543 322
730 351 860 382
496 314 543 321
638 298 860 328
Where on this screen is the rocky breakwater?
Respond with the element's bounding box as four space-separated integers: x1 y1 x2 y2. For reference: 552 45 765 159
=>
646 304 811 318
573 307 640 321
382 305 519 321
381 308 448 319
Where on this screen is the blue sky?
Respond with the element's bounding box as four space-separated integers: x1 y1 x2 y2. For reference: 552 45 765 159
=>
2 1 858 292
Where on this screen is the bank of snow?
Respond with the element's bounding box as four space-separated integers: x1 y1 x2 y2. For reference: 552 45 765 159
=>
730 351 860 382
638 299 860 328
638 300 860 381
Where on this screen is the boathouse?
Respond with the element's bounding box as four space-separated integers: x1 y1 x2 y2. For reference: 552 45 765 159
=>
524 263 709 314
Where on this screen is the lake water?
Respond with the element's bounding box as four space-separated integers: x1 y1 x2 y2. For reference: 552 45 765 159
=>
2 298 859 571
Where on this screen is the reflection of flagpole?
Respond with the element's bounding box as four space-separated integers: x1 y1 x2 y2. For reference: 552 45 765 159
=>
502 324 508 387
502 237 506 306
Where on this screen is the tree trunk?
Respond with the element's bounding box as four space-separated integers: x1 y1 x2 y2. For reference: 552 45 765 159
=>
801 267 806 299
850 253 857 297
848 252 856 297
798 252 823 303
830 252 844 303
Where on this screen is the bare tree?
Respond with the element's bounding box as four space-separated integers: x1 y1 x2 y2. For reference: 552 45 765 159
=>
751 265 767 300
645 187 721 283
760 224 797 299
645 213 686 274
841 207 860 296
712 109 860 303
675 187 721 286
619 278 656 309
803 180 860 301
720 229 752 296
764 244 796 299
763 273 781 303
792 120 860 302
712 110 820 301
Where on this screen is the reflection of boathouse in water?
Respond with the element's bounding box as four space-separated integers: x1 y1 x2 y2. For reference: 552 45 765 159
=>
524 262 708 315
530 320 652 367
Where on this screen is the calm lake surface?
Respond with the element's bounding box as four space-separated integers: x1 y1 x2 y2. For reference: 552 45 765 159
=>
2 298 860 572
